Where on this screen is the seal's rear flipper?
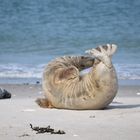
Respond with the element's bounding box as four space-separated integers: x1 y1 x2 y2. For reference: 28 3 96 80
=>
85 44 117 57
85 44 118 68
100 44 117 56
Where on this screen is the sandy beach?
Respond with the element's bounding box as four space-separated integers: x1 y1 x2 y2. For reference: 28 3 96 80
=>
0 83 139 140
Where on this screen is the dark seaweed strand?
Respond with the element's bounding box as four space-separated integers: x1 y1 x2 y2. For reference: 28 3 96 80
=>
30 124 65 134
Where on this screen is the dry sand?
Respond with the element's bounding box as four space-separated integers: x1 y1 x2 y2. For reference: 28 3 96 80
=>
0 84 140 140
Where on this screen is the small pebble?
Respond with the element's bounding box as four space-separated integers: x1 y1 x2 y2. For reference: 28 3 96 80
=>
23 83 29 85
19 134 30 137
36 81 40 84
89 115 95 118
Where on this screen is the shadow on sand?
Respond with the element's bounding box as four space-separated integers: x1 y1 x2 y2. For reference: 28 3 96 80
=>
107 104 140 110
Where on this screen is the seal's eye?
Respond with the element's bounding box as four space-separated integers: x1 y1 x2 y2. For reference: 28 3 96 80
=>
80 64 85 68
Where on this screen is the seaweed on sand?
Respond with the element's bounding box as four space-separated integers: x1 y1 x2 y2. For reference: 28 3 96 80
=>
30 124 65 134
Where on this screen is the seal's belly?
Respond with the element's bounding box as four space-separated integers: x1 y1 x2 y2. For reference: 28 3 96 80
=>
52 84 118 110
52 66 118 110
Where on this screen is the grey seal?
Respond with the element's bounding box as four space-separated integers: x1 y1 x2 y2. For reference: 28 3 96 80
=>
36 44 118 110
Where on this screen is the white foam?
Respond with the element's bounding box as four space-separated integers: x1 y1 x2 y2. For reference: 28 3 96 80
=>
136 92 140 95
0 63 45 78
115 64 140 80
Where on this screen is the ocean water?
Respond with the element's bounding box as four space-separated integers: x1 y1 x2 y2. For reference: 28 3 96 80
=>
0 0 140 83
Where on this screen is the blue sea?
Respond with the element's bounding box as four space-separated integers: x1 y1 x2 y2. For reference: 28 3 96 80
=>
0 0 140 84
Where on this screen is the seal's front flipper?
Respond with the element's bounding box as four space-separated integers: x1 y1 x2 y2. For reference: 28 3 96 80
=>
36 98 54 108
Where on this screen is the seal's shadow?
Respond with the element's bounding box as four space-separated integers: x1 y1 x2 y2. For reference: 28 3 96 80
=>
106 104 140 110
